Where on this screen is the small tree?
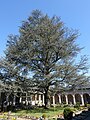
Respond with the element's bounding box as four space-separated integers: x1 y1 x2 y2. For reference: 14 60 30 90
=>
0 58 23 111
2 10 90 108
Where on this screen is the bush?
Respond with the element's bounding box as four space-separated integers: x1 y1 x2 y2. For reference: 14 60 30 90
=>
84 103 87 107
63 104 69 107
42 114 47 119
63 108 73 120
87 104 90 111
87 103 90 107
88 107 90 111
74 102 80 109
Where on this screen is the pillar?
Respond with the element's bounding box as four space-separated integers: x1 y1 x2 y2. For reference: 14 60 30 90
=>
42 94 45 105
39 95 41 101
30 95 33 105
35 94 37 104
19 97 22 103
13 96 16 105
58 95 61 104
26 97 28 105
52 96 55 106
6 95 9 106
73 94 76 105
39 95 41 105
81 94 84 106
65 95 68 104
26 93 28 105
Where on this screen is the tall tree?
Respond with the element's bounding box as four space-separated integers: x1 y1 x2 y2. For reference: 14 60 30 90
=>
4 10 89 108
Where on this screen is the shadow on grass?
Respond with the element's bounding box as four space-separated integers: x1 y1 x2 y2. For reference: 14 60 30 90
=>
15 106 64 114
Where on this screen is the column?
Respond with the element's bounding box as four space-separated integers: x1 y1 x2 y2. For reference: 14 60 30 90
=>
13 96 16 105
39 95 41 101
39 95 41 106
6 95 9 106
65 95 68 104
26 97 28 105
73 94 76 105
81 94 84 106
26 93 28 105
35 94 37 104
42 94 45 105
52 96 55 106
19 97 22 103
30 95 32 105
58 95 61 104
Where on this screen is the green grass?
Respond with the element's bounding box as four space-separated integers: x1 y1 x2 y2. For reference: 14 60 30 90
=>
0 106 80 119
12 106 76 118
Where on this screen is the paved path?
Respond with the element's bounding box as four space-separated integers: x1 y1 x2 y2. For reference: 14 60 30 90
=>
72 110 90 120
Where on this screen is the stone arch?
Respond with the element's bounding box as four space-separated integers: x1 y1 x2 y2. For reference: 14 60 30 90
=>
55 94 59 104
83 93 90 104
67 94 73 104
75 94 82 104
61 94 66 104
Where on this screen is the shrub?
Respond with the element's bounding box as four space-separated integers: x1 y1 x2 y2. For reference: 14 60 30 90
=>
63 108 73 120
87 103 90 107
12 117 17 120
74 102 80 109
87 104 90 111
88 107 90 111
42 114 47 119
84 103 87 107
63 104 69 107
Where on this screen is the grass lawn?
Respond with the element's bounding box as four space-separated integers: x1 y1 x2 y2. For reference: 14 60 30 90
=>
11 106 76 118
0 106 84 119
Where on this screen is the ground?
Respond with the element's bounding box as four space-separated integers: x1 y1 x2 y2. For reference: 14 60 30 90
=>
0 106 88 120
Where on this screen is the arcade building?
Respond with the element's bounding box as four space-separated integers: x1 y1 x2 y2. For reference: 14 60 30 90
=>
0 86 90 109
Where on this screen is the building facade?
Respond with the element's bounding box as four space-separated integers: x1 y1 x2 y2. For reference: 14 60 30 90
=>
0 88 90 108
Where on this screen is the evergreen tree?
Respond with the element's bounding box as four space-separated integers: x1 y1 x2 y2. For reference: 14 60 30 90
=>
2 10 89 108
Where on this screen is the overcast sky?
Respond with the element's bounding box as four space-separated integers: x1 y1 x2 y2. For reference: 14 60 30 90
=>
0 0 90 65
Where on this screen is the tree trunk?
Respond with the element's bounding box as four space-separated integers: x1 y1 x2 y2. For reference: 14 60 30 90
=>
1 102 3 112
44 89 50 109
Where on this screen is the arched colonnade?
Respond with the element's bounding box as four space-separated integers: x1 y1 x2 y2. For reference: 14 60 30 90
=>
50 93 90 106
1 92 90 106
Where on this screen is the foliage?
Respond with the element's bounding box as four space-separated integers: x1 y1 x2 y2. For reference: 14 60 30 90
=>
86 103 90 110
63 104 69 107
11 117 17 120
63 108 73 120
42 114 47 119
74 102 80 109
